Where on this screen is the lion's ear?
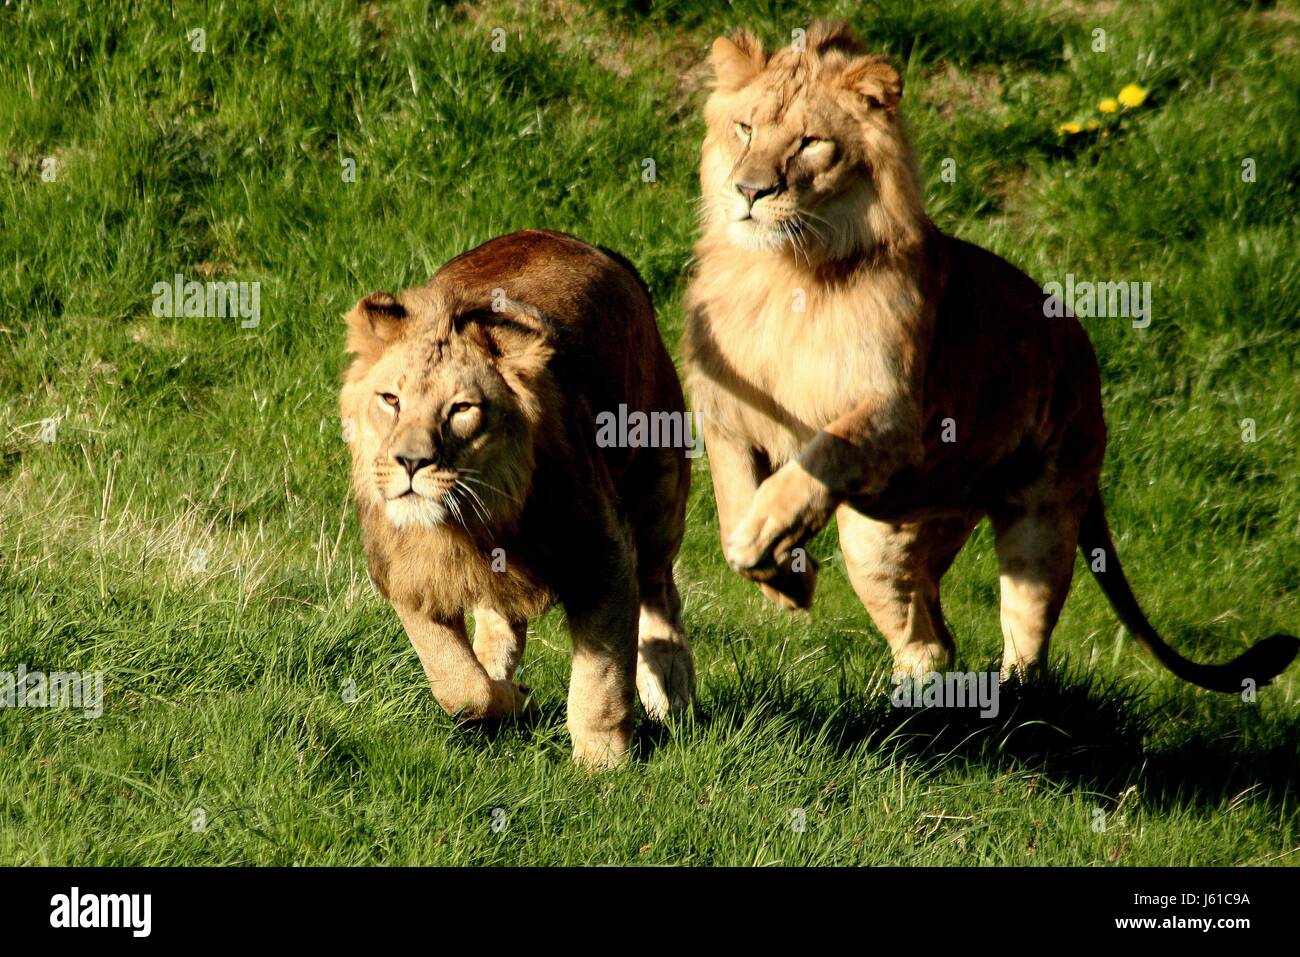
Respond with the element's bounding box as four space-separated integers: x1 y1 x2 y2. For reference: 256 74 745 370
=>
456 298 556 389
344 291 407 358
488 324 554 389
710 29 766 91
805 19 862 56
843 56 903 111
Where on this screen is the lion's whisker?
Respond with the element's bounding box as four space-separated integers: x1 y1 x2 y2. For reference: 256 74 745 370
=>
459 473 523 507
455 480 493 526
442 489 467 529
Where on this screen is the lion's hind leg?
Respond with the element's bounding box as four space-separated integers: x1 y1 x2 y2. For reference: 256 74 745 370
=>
990 486 1089 681
630 454 695 721
635 572 695 721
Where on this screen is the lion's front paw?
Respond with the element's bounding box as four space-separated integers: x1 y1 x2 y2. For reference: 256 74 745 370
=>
485 678 534 718
570 727 633 770
724 463 834 579
758 558 819 611
725 514 785 580
892 643 954 682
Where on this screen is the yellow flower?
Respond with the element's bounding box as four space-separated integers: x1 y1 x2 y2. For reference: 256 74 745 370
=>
1085 119 1100 130
1057 121 1083 135
1098 97 1119 113
1117 83 1148 108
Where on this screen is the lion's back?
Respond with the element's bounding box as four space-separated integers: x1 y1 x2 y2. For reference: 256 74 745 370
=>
436 230 681 418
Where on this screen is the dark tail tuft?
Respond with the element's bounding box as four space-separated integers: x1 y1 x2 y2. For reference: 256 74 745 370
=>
1079 493 1299 693
1223 633 1300 689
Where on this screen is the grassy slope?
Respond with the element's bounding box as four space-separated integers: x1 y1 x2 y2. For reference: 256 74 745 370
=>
0 0 1296 864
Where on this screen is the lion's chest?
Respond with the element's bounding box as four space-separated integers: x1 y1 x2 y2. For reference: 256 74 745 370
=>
692 280 895 464
361 512 553 621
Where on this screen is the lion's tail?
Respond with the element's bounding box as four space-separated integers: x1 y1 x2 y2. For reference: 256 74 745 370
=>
1078 492 1299 693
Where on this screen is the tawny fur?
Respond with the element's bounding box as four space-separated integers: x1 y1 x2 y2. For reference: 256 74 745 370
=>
682 21 1298 691
341 231 695 767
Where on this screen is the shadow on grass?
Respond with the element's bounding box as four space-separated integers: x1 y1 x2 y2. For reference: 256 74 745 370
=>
694 655 1300 813
430 639 1299 814
447 698 677 762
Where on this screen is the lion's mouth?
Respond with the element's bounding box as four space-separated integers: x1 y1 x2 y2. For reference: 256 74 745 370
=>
380 471 493 531
735 210 803 230
388 487 452 504
384 472 457 502
726 215 811 253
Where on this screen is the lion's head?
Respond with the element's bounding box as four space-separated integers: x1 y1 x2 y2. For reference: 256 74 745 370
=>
339 285 554 532
700 20 924 261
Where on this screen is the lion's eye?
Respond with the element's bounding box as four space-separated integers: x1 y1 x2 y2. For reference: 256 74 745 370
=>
799 135 825 150
735 122 752 140
378 392 400 410
449 401 477 417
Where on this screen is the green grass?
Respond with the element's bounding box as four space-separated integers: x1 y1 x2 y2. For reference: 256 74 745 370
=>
1 0 1297 865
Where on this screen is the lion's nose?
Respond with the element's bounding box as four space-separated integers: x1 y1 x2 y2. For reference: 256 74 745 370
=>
395 454 435 478
736 182 777 207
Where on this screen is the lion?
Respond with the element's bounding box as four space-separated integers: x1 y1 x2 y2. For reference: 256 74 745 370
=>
682 21 1298 692
341 230 694 766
